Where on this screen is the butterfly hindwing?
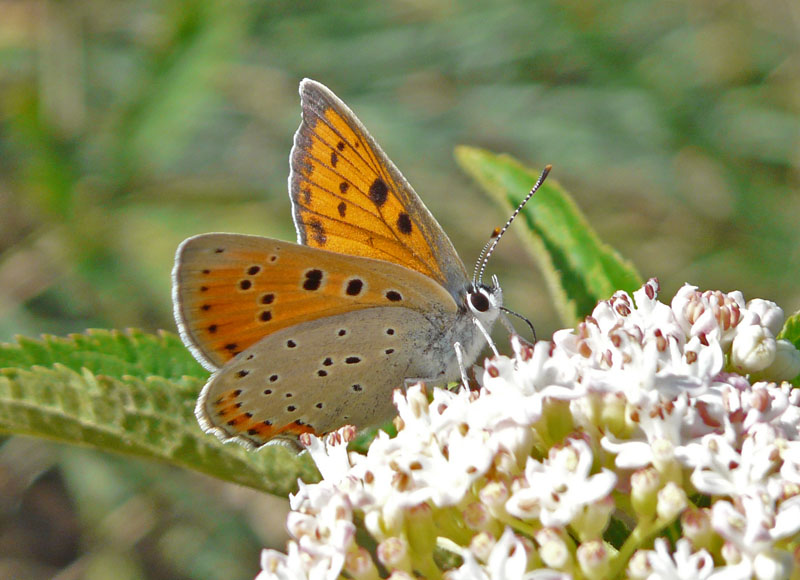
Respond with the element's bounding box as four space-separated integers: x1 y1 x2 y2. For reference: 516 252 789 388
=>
173 232 458 370
289 78 470 297
195 306 437 447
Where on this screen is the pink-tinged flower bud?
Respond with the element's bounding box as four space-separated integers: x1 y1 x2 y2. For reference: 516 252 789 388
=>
721 541 742 565
286 512 316 539
535 528 572 571
681 507 714 551
731 324 777 373
463 501 491 531
377 537 411 573
469 531 496 563
626 550 651 579
656 482 687 522
345 546 380 580
479 480 509 515
576 539 611 579
747 299 785 337
631 467 661 520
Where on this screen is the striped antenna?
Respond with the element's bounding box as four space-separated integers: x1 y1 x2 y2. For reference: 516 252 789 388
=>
473 164 552 286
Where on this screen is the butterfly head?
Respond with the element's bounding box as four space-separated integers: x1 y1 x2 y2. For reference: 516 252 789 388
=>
465 276 503 326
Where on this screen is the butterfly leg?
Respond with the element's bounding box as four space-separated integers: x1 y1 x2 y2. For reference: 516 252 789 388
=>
454 341 470 387
473 318 500 357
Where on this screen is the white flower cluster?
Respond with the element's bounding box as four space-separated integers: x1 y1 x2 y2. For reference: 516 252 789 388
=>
257 280 800 580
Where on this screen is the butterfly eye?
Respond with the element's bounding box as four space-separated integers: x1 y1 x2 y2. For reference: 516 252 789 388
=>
469 291 490 313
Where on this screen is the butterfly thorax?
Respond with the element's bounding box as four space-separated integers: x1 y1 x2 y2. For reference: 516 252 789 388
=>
413 283 503 384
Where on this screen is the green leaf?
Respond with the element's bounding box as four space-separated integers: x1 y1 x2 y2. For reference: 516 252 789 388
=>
0 329 205 381
777 311 800 386
778 310 800 347
456 146 642 325
0 330 318 495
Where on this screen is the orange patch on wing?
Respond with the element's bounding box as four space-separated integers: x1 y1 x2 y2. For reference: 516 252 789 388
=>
291 85 448 286
175 234 456 368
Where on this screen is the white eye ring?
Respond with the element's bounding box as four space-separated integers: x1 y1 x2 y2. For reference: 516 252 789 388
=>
469 289 492 313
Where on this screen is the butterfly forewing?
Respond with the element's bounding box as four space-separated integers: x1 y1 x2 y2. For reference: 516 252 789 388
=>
290 79 470 297
196 307 436 447
173 232 458 370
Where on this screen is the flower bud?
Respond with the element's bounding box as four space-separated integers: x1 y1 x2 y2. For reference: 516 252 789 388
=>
469 531 496 563
758 339 800 382
377 537 411 573
626 550 651 579
731 324 776 373
479 480 509 517
463 501 491 531
681 507 714 551
345 547 380 580
747 299 784 336
656 482 687 522
631 467 660 520
535 528 572 571
576 540 611 580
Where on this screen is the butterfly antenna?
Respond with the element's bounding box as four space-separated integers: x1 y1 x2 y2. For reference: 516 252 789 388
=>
475 164 552 286
472 232 500 285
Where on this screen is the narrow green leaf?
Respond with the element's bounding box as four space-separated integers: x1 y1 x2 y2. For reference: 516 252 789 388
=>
0 331 318 495
456 146 642 325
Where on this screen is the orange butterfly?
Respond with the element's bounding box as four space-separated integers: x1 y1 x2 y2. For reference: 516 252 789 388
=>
172 79 549 448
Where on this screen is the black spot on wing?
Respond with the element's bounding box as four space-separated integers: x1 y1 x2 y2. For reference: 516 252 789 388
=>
345 278 363 296
385 290 402 302
303 269 324 291
307 218 327 245
396 212 412 234
369 178 388 207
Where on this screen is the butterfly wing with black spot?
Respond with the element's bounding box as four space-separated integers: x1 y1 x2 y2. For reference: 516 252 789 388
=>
289 79 470 298
195 306 444 447
173 232 458 371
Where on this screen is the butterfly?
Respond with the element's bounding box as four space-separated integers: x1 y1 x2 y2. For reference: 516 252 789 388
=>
172 79 550 449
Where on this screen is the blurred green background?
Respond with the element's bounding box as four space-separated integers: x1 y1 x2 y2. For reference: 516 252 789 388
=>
1 0 797 578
